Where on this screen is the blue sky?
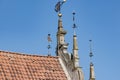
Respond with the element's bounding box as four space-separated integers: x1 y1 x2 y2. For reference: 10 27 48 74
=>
0 0 120 80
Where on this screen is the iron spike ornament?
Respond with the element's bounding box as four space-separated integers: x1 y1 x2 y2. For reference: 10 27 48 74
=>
89 40 93 58
47 34 52 49
55 0 67 13
72 11 75 21
72 11 77 29
47 34 52 42
47 34 52 56
72 11 77 35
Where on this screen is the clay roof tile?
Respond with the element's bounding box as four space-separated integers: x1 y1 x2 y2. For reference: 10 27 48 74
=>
0 51 67 80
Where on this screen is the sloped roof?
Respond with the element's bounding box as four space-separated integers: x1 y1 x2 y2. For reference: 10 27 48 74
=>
0 51 67 80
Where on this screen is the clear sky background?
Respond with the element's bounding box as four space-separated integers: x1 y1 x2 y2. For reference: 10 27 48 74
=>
0 0 120 80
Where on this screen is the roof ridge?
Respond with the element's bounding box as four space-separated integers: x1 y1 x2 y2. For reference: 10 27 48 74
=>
0 50 58 58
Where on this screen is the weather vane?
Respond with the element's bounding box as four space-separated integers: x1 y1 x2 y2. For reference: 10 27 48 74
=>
55 0 67 13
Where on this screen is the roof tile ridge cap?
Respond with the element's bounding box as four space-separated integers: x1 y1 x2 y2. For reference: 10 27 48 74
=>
0 50 60 58
0 50 38 57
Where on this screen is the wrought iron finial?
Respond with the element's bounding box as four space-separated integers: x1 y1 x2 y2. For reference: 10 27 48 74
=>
89 40 93 61
73 11 76 21
47 34 52 42
47 34 52 56
72 11 77 35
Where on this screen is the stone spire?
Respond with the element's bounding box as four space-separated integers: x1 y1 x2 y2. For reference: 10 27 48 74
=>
89 40 95 80
56 13 68 56
57 13 67 45
90 63 95 80
72 12 79 69
73 34 79 69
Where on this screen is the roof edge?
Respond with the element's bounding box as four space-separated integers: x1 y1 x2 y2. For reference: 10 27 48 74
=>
58 57 71 80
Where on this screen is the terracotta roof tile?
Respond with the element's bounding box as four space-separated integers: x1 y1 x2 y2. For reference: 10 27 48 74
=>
0 51 67 80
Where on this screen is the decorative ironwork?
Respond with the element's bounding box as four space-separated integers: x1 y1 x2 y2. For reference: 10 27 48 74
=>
55 0 66 13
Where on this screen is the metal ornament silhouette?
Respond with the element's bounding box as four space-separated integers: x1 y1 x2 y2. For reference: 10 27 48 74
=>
89 40 93 58
47 34 52 42
72 11 77 35
47 34 52 56
55 0 66 13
